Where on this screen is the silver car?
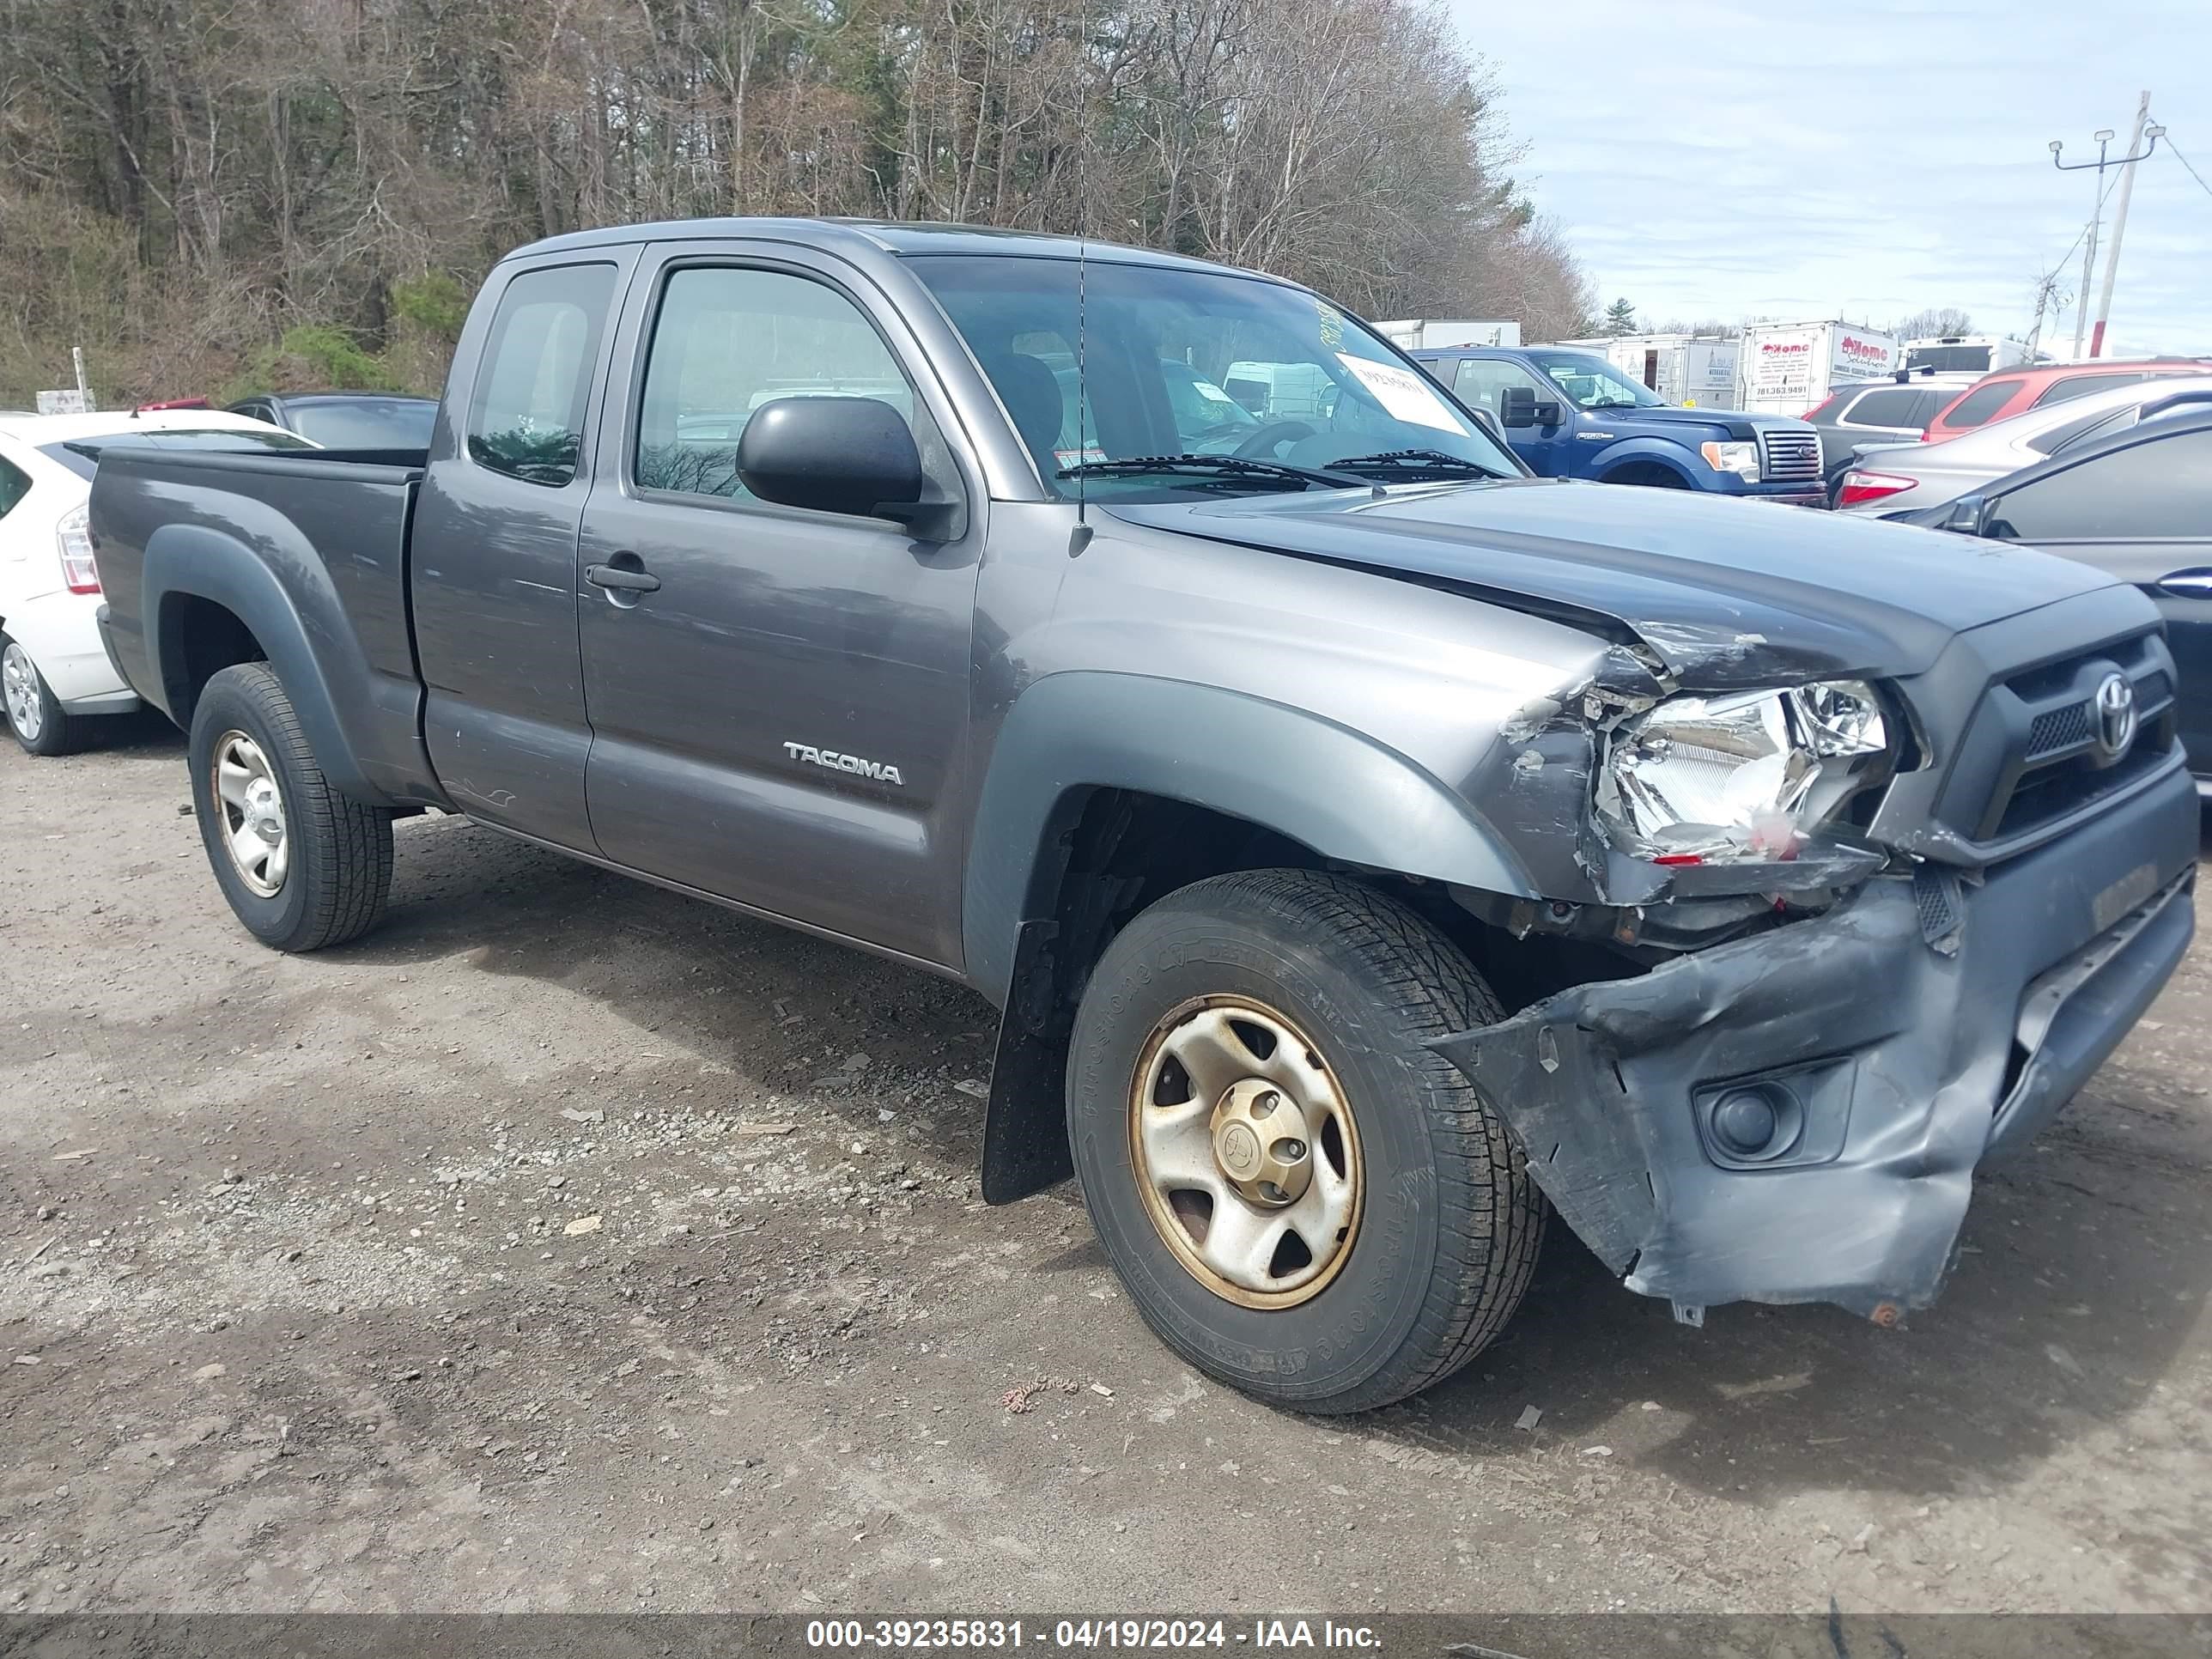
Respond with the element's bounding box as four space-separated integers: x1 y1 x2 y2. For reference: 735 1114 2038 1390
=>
1835 374 2212 516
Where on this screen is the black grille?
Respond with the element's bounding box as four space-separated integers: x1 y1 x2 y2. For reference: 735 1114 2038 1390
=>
1993 736 2174 840
1759 429 1823 483
1956 630 2177 846
1913 866 1963 954
2026 701 2094 759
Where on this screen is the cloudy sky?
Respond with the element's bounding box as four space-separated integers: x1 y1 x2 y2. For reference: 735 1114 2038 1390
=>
1449 0 2212 354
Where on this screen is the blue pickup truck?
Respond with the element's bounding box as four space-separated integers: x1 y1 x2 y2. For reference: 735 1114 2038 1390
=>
1412 345 1827 507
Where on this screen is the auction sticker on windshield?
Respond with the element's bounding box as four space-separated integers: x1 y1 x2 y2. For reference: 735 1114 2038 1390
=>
1334 353 1461 432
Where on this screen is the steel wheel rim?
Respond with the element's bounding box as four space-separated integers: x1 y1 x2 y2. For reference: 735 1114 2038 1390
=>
1127 994 1364 1310
211 730 289 897
3 644 42 742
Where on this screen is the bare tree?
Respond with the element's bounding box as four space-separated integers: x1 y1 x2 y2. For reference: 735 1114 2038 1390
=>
1892 306 1975 340
0 0 1596 405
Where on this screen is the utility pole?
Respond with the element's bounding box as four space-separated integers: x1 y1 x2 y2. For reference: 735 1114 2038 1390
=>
2053 128 2112 360
2051 105 2166 360
2026 267 2067 359
2090 91 2164 357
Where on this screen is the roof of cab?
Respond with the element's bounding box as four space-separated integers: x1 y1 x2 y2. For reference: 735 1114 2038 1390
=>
501 217 1272 280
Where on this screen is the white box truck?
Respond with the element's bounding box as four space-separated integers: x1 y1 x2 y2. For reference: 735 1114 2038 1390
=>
1376 319 1522 351
1736 321 1900 416
1598 334 1741 408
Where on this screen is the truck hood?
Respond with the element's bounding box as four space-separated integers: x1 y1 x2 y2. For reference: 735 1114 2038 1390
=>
1574 404 1790 440
1108 478 2121 686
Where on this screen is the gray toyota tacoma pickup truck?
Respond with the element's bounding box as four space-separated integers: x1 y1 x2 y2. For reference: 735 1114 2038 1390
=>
88 220 2197 1413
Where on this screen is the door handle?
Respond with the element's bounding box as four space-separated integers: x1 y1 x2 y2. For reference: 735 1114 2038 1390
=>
586 562 660 593
2154 569 2212 599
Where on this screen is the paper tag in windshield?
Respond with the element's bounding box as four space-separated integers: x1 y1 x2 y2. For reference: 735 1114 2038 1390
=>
1334 353 1461 433
1054 445 1109 468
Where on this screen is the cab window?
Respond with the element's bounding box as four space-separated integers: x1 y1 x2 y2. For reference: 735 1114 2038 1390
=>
1453 358 1547 419
466 262 618 487
633 264 956 511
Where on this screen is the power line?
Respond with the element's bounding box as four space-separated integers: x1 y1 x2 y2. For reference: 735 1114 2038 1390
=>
2043 169 2120 284
2151 119 2212 202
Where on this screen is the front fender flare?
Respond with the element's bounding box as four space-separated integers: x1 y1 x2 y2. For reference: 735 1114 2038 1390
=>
143 522 387 805
961 671 1537 1006
1592 438 1705 489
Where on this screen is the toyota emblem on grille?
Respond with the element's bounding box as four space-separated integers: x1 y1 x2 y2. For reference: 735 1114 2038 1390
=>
2094 672 2137 759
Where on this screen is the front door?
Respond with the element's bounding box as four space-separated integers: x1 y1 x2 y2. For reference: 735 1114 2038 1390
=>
575 244 982 968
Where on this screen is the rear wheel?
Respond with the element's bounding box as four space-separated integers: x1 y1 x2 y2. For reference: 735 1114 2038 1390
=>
1066 869 1543 1413
2 635 83 757
188 663 393 951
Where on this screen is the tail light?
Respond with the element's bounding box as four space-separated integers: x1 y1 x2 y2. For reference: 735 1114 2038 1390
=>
57 505 100 593
1836 471 1916 509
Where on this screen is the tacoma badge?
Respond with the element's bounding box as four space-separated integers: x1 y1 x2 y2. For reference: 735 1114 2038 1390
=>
782 742 905 786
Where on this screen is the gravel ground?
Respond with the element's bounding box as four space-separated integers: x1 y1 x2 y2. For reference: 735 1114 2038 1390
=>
2 721 2209 1616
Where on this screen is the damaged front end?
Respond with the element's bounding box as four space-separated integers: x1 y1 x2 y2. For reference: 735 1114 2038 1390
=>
1440 605 2200 1325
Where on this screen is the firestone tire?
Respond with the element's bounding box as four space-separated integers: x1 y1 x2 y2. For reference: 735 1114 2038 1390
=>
1066 868 1544 1414
188 662 394 952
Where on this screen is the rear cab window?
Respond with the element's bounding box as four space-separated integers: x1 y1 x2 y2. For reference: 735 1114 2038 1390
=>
466 263 619 487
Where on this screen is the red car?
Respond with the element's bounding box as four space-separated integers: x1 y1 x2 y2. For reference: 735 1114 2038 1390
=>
1920 358 2206 444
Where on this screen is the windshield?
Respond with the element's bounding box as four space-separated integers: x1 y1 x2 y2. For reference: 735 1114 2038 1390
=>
1523 350 1667 410
287 399 436 448
907 256 1516 499
39 427 317 481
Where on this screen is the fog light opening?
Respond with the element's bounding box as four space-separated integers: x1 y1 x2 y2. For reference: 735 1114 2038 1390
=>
1703 1082 1807 1164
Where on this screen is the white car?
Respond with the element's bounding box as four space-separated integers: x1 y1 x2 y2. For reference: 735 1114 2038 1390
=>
0 409 314 754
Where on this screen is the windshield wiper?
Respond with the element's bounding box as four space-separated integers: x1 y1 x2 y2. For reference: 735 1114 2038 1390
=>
1057 453 1370 492
1328 449 1507 482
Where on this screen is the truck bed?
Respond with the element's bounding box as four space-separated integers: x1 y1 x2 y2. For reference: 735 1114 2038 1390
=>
89 447 437 805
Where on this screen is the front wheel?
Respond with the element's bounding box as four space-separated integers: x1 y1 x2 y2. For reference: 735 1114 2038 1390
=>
1066 869 1543 1413
188 663 394 951
3 635 83 757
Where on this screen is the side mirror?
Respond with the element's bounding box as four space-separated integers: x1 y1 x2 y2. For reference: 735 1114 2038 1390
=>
1943 493 1990 536
1532 398 1567 427
736 397 950 536
1499 386 1538 428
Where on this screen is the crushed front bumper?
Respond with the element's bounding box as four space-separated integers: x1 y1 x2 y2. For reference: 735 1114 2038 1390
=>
1432 763 2198 1321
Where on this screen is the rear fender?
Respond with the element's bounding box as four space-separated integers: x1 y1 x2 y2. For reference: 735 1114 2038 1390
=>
144 522 386 805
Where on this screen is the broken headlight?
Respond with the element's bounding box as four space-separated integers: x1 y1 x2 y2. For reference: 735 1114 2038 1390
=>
1596 681 1891 862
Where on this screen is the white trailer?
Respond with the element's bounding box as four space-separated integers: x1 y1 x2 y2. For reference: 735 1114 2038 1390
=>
1736 320 1900 416
1596 333 1741 408
1376 319 1522 351
1902 335 2035 375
